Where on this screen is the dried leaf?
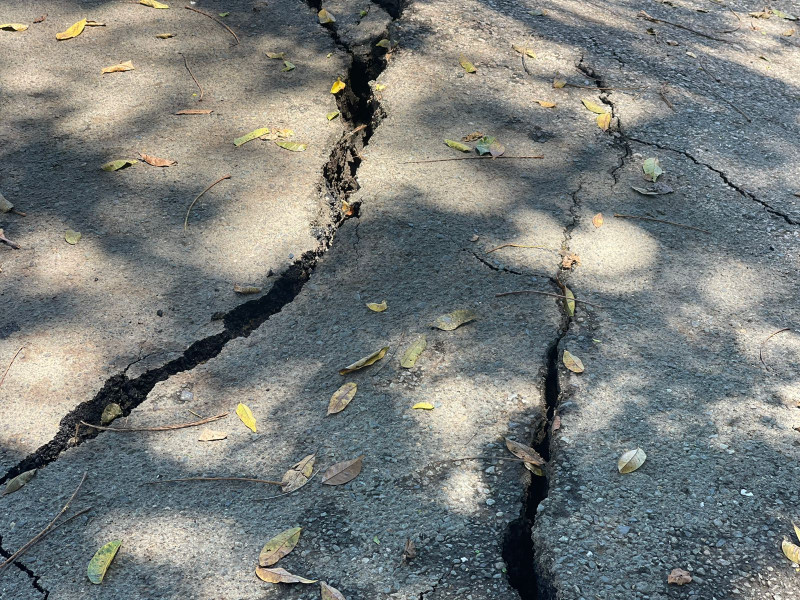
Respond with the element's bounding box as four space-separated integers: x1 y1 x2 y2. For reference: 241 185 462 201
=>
783 539 800 563
459 55 477 73
282 454 315 492
445 139 472 152
321 455 363 485
402 538 417 562
375 38 391 48
366 300 387 312
475 136 505 157
642 157 663 182
259 527 302 567
512 44 536 58
462 131 483 142
562 350 584 373
64 229 82 245
341 200 354 217
139 152 175 167
331 77 346 94
175 108 212 114
101 159 137 171
234 127 270 147
140 0 169 8
321 581 347 600
783 28 795 36
233 284 261 294
318 9 336 23
432 309 476 331
85 21 105 27
267 51 286 59
553 78 566 88
596 112 611 131
2 469 36 496
328 382 357 415
56 18 87 40
197 428 227 441
505 438 545 466
256 567 317 584
400 335 427 368
561 252 580 269
100 402 122 424
275 140 307 152
525 462 544 476
592 213 604 228
793 521 800 543
236 403 257 433
339 346 388 374
630 182 673 195
582 99 607 114
327 110 340 120
155 33 175 38
33 15 47 24
617 448 646 473
282 60 296 72
87 540 121 584
563 286 575 317
552 415 561 431
0 23 28 31
667 568 692 585
412 402 434 410
536 100 556 108
0 193 14 213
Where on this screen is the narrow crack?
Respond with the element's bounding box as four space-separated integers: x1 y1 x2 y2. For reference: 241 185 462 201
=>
470 251 524 275
0 536 48 597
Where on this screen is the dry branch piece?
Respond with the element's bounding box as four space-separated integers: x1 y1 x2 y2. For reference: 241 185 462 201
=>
759 327 792 371
181 53 204 101
80 412 227 433
0 346 23 388
184 174 231 231
150 476 283 485
403 155 544 164
184 5 239 44
495 289 606 308
486 243 554 253
613 213 710 233
0 228 21 249
638 10 730 42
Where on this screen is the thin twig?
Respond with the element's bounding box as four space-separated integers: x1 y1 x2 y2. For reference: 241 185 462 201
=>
80 412 227 433
184 174 231 231
659 83 675 111
345 124 367 138
565 83 639 91
613 213 710 233
759 327 792 371
0 346 23 388
181 53 203 101
486 243 553 253
184 5 239 44
402 155 544 164
719 8 741 34
638 10 730 41
0 228 21 250
495 289 606 308
149 477 283 486
0 472 87 573
257 470 318 501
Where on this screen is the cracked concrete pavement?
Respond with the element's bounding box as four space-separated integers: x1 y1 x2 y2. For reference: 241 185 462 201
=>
2 0 800 599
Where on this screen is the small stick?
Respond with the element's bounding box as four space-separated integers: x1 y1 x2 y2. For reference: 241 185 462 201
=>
0 228 21 249
719 8 741 34
613 213 710 233
257 470 318 501
759 327 792 371
659 84 675 111
181 53 203 101
638 10 729 42
403 155 544 165
0 346 23 388
187 409 205 419
184 174 231 231
11 209 26 217
149 476 283 486
184 6 239 45
344 124 367 138
495 289 606 308
565 83 639 91
0 472 87 573
486 243 554 253
80 412 227 433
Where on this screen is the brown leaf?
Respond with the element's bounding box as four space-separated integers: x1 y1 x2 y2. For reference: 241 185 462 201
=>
175 109 213 115
101 60 134 74
255 567 317 584
33 14 47 23
592 213 604 228
328 382 357 415
667 568 692 585
402 538 417 562
197 428 227 442
504 438 545 466
139 152 176 167
551 415 561 431
560 252 581 269
321 455 363 485
233 284 262 294
462 131 484 142
320 581 347 600
281 454 315 492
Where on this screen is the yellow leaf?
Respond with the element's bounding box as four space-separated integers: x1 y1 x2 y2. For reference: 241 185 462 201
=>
281 454 315 492
505 437 545 466
431 309 477 331
782 539 800 564
412 402 434 410
236 403 257 432
596 112 611 131
259 527 302 567
255 567 317 584
366 300 387 312
400 335 427 368
459 55 477 73
328 382 357 415
100 403 122 425
275 140 307 152
64 229 82 245
140 0 169 7
374 83 386 91
155 33 175 38
793 522 800 543
101 60 134 74
318 8 336 23
331 77 346 94
327 110 340 120
553 78 566 88
617 448 646 473
512 44 536 58
87 540 121 584
56 18 87 40
0 23 28 31
562 350 584 373
101 159 137 171
444 139 472 152
536 100 557 108
582 99 608 114
339 346 388 374
234 127 270 147
592 213 604 228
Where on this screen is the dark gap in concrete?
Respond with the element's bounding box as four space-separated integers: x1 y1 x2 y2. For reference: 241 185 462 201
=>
0 536 49 597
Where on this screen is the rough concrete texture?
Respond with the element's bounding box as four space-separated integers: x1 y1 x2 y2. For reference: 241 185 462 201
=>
2 0 800 598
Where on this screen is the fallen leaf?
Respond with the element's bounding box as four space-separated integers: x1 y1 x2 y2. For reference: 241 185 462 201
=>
0 193 14 213
772 9 797 20
33 15 47 24
328 382 357 415
617 448 646 473
402 538 417 562
327 110 340 120
782 539 800 564
552 415 561 431
219 12 230 17
175 108 212 114
366 300 387 312
339 346 388 374
536 100 557 108
256 567 317 584
642 157 663 182
56 18 87 40
233 284 261 294
793 522 800 543
2 469 36 496
139 152 175 167
445 139 472 152
341 200 354 216
526 462 544 476
100 402 122 424
65 229 82 245
275 140 307 152
266 51 286 59
562 286 575 317
331 77 346 94
783 29 795 36
155 33 175 38
259 527 302 567
400 335 427 368
686 51 697 58
667 568 692 585
321 581 347 600
505 437 545 466
234 127 270 147
140 0 169 7
561 252 580 269
87 540 121 584
475 136 505 157
0 23 28 31
375 38 391 48
282 60 296 72
596 112 611 131
749 9 771 18
412 402 434 410
281 454 316 492
459 55 477 73
321 455 363 485
462 131 483 142
562 350 584 373
592 213 604 228
432 309 477 331
553 78 566 88
85 21 105 27
512 44 536 58
359 10 368 17
318 8 336 23
197 428 227 441
582 99 607 114
101 159 137 171
236 403 257 432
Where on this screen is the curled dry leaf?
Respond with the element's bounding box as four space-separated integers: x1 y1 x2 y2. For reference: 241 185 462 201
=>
783 538 800 564
402 538 417 562
321 581 347 600
281 454 315 492
87 540 121 584
505 437 545 466
462 131 483 142
432 309 477 331
512 44 536 58
459 55 477 73
175 109 212 115
100 402 122 424
592 213 604 228
234 127 270 147
155 33 175 38
56 19 87 40
236 403 257 433
412 402 434 410
256 566 317 584
331 77 346 94
551 415 561 431
321 455 363 485
793 521 800 543
596 112 611 131
233 284 261 294
401 335 427 368
366 300 387 312
275 140 306 152
65 229 82 245
33 15 47 24
101 159 137 172
617 448 646 473
318 8 336 23
259 526 302 567
445 139 472 152
328 381 357 415
667 568 692 585
0 23 28 31
140 0 169 7
197 428 227 441
139 153 176 167
562 350 584 373
339 346 388 374
2 469 36 496
536 100 556 108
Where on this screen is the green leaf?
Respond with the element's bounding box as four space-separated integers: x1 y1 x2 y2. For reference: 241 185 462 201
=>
87 540 121 584
432 309 477 331
359 10 368 17
400 335 427 368
459 55 477 73
444 139 471 152
266 51 285 59
282 60 295 72
101 159 137 171
64 229 82 245
219 12 230 17
375 38 391 48
2 469 36 496
475 136 505 157
275 140 307 152
326 110 340 120
234 127 270 147
259 527 302 567
642 157 663 182
772 9 797 20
